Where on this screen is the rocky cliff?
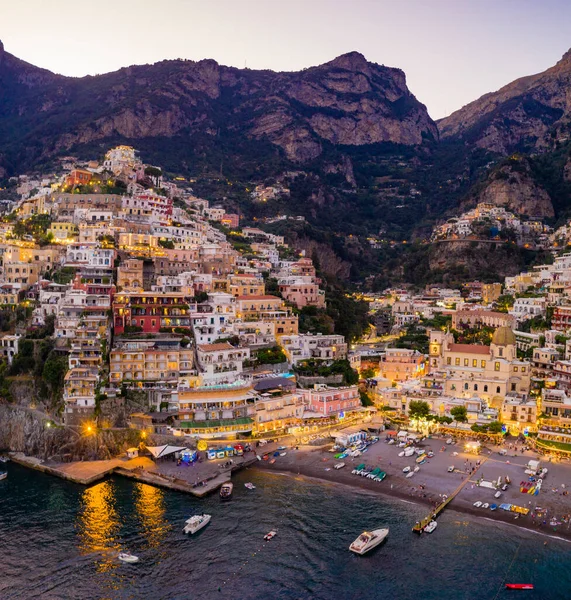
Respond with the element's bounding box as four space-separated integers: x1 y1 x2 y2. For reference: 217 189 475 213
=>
0 43 437 171
464 156 554 217
438 49 571 154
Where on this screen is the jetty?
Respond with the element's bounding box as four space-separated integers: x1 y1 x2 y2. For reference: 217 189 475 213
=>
412 456 488 533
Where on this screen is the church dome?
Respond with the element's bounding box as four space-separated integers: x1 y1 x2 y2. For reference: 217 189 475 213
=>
492 326 516 346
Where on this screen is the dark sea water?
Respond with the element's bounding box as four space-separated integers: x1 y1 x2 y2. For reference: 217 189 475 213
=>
1 463 570 600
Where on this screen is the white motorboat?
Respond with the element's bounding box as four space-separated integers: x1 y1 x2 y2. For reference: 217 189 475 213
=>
183 513 211 534
404 448 415 457
413 466 420 473
424 521 437 534
118 552 139 563
349 528 389 555
481 503 489 509
0 472 7 481
402 466 411 473
398 451 405 457
280 452 287 456
473 501 482 508
244 482 256 490
264 530 277 541
406 471 415 478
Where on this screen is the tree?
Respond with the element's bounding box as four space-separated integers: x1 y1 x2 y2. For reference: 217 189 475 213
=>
359 389 374 407
488 421 503 434
408 400 430 420
450 406 468 427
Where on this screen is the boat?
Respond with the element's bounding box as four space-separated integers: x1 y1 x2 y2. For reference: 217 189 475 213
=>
0 472 7 481
280 452 287 456
490 504 497 511
220 482 233 499
398 451 405 457
244 482 256 490
0 456 9 463
481 503 489 509
473 501 482 508
505 584 534 590
403 466 411 473
277 446 287 451
413 466 420 472
118 552 139 563
183 513 211 534
349 528 389 555
424 521 437 534
264 531 277 541
269 459 276 464
406 471 415 478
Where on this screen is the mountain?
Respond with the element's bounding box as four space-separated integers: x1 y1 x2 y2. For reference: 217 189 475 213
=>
438 49 571 154
0 42 437 174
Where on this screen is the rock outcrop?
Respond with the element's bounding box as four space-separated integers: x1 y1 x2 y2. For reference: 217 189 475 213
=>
0 43 437 171
439 49 571 154
465 157 554 217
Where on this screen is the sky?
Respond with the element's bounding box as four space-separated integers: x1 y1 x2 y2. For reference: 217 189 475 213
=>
1 0 571 119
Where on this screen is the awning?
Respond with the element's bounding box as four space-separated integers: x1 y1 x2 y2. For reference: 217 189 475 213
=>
145 445 188 459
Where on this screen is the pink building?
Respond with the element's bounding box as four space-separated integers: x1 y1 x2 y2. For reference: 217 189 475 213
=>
221 213 240 228
301 385 360 416
278 278 325 309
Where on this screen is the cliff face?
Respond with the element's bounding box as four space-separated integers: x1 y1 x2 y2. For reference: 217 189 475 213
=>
438 49 571 154
0 44 437 170
465 157 554 217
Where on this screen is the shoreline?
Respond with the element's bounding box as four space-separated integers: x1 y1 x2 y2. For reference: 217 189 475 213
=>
253 456 571 543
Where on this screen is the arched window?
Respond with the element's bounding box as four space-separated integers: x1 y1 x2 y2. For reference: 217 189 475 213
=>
484 385 488 393
474 384 478 391
464 383 469 390
496 386 501 394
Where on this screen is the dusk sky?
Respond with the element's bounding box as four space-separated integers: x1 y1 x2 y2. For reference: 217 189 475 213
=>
2 0 571 119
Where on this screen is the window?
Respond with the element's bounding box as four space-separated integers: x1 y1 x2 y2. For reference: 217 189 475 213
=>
484 385 488 393
511 383 516 392
499 347 503 357
474 384 478 391
513 366 518 372
455 358 460 366
464 383 469 390
496 386 501 394
472 359 477 367
464 359 469 366
494 362 500 371
447 357 451 365
521 367 526 373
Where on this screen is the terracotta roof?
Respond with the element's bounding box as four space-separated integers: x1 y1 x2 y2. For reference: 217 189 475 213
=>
198 342 235 352
236 295 281 301
448 344 490 355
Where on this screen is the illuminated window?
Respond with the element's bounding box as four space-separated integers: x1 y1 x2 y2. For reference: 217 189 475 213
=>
464 359 469 366
447 357 451 365
472 359 477 367
481 360 486 368
455 358 460 366
494 362 500 371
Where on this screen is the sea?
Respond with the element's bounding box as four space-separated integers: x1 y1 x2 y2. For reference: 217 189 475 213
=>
1 463 570 600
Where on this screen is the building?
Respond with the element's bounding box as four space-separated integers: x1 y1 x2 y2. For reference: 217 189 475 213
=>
380 348 427 382
117 259 144 292
482 283 502 305
510 297 546 323
176 380 256 438
113 292 194 334
452 310 515 330
228 273 265 297
253 391 304 434
429 327 531 407
196 342 249 385
553 306 571 332
278 276 325 309
500 397 537 434
280 333 347 365
0 334 21 364
300 384 360 417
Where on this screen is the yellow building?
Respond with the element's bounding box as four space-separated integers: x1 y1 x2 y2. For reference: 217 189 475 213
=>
429 327 531 407
117 259 144 291
48 222 78 241
482 283 502 305
253 392 304 434
228 273 265 297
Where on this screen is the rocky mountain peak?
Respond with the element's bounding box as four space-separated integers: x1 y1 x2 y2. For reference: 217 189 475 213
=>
554 47 571 69
327 51 370 72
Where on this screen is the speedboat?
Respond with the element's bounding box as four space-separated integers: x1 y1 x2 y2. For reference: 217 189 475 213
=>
424 521 437 534
183 514 211 534
481 503 489 509
220 482 233 499
280 452 287 456
244 482 256 490
0 472 7 481
264 531 277 541
277 446 287 451
490 504 497 511
406 471 415 478
349 528 389 555
413 466 420 473
118 552 139 563
473 501 482 508
403 466 411 473
398 451 405 457
505 584 533 590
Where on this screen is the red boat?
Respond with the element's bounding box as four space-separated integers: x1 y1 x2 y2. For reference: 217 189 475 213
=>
505 584 534 590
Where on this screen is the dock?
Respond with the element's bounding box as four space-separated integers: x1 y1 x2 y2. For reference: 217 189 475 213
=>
412 456 488 533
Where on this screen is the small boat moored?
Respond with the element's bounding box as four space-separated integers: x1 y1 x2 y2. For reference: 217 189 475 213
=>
349 528 389 555
424 520 437 534
473 501 482 508
220 482 233 499
264 530 277 541
505 584 534 590
118 552 139 563
244 482 256 490
0 456 9 463
183 513 211 534
0 472 7 481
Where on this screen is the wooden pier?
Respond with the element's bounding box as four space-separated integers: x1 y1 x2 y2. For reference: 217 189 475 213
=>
412 456 487 533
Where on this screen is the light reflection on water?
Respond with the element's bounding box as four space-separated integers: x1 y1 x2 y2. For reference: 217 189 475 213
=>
133 482 171 551
76 481 121 574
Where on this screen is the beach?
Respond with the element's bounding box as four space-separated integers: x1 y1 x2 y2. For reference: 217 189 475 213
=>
253 435 571 541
